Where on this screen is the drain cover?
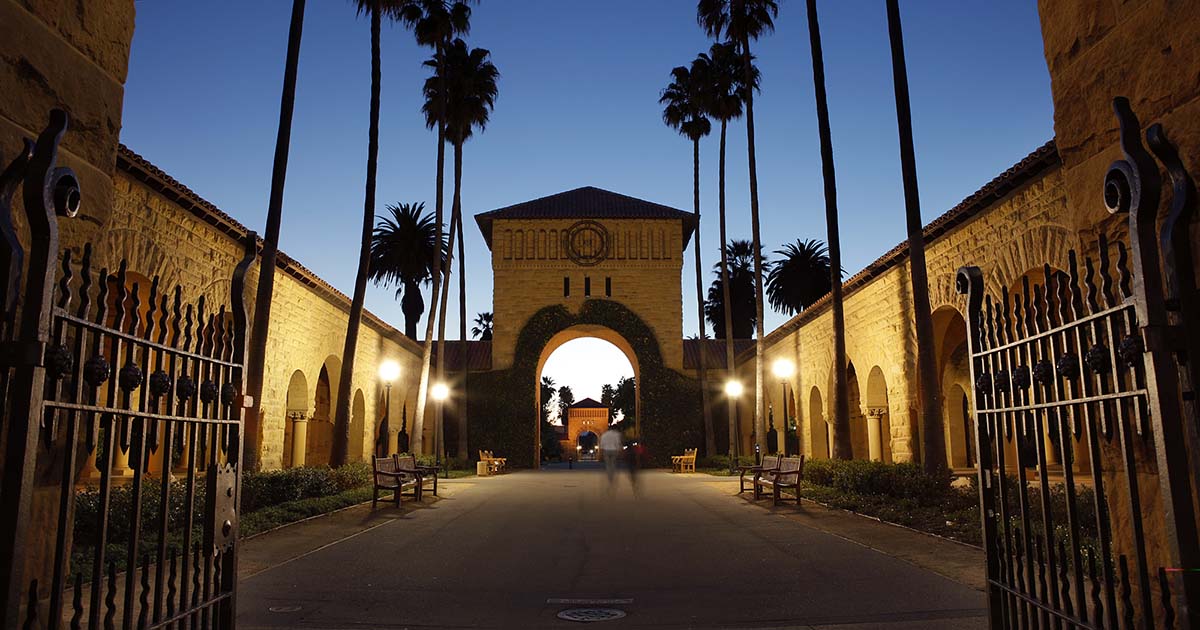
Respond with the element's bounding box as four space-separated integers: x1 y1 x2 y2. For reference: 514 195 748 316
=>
268 605 302 613
557 608 626 622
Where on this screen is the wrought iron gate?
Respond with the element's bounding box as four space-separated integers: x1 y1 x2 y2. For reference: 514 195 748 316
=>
0 111 257 629
959 98 1200 629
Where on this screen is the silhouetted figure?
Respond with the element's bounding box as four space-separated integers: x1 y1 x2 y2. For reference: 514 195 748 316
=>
600 425 623 486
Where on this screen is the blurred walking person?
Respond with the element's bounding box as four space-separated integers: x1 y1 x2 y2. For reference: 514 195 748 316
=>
600 424 623 487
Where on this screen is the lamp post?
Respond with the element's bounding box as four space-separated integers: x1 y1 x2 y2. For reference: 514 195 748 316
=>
431 382 450 478
772 359 795 456
725 380 744 473
379 360 400 456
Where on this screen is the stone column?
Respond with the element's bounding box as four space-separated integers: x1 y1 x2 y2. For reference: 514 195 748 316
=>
290 413 308 468
866 407 886 462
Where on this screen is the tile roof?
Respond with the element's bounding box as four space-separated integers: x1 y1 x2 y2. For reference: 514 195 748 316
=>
683 339 757 370
475 186 697 249
569 397 607 409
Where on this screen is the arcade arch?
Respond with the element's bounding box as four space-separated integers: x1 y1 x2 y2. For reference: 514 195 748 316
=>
283 370 309 468
865 367 892 462
808 387 829 460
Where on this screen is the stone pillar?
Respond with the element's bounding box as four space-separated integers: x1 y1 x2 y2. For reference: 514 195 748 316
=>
290 413 308 468
387 429 398 457
866 407 886 462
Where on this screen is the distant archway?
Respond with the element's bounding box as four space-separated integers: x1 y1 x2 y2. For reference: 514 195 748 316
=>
808 387 829 460
283 370 309 468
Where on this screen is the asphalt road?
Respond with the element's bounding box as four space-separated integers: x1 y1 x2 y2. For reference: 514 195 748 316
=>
237 468 987 629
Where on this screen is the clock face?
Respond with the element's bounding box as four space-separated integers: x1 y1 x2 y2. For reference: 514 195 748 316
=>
564 220 609 266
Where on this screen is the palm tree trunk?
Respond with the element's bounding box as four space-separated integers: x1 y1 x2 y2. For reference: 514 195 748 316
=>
886 0 943 472
413 45 448 456
691 138 715 457
741 37 767 458
245 0 305 472
718 121 738 459
455 143 469 460
434 201 461 469
805 0 852 460
333 4 381 467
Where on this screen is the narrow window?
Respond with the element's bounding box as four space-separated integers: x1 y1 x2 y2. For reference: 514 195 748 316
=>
563 277 570 297
605 277 612 297
584 276 591 297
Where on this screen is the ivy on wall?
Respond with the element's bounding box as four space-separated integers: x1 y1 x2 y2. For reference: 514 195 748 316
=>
468 299 702 467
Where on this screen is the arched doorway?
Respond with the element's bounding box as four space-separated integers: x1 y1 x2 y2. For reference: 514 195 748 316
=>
865 367 891 462
846 362 867 459
308 356 341 467
283 370 309 468
808 387 829 460
536 328 638 466
577 431 599 460
933 306 970 468
350 389 366 463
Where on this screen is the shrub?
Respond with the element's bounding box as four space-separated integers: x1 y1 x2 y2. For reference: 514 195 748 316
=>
696 455 755 469
802 459 953 506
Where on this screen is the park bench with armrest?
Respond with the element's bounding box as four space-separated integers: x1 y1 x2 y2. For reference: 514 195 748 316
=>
397 454 439 499
372 455 418 509
738 455 779 494
753 455 804 506
480 450 506 474
671 448 697 473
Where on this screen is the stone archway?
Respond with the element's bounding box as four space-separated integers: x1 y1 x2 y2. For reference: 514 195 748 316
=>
308 356 341 467
283 370 309 468
350 389 367 463
865 367 892 462
808 387 829 460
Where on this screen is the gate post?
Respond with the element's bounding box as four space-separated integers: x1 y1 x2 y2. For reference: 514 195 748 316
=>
1106 97 1200 628
0 110 78 627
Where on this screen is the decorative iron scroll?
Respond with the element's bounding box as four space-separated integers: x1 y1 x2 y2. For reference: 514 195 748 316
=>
0 111 256 629
958 97 1199 629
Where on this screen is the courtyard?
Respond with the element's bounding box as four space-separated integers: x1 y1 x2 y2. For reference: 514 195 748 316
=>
236 469 986 629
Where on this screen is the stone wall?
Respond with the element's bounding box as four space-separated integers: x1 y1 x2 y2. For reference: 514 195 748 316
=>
489 217 685 372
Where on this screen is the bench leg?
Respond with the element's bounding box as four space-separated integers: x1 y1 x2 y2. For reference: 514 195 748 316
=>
372 486 378 510
772 485 780 507
432 475 438 496
395 487 402 507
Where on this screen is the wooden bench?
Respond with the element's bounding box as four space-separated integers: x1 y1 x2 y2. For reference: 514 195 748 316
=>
372 455 417 509
396 454 439 499
738 455 778 494
671 448 697 473
753 455 804 506
480 450 506 474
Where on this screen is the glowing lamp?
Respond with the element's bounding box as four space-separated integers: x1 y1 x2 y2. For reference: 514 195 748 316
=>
378 359 400 383
724 380 744 398
772 359 795 379
431 382 450 401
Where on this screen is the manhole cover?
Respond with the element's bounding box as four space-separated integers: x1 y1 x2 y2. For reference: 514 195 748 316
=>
268 605 302 613
557 608 626 623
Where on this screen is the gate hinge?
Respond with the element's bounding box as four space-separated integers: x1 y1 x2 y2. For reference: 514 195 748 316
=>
0 340 46 368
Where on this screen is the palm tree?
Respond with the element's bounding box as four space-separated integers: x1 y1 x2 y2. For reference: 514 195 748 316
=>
369 202 447 338
698 0 778 458
660 59 716 457
399 0 475 455
696 40 757 458
705 240 762 339
766 239 833 315
245 0 307 471
801 0 851 459
471 312 493 340
885 0 944 472
422 37 499 462
332 0 409 467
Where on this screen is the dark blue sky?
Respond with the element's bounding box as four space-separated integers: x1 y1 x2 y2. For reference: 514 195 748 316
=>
121 1 1053 339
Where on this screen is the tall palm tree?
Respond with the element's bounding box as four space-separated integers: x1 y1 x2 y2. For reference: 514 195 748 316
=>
766 239 833 315
705 240 762 339
332 0 409 467
696 40 757 458
660 60 716 457
399 0 474 455
245 0 306 471
802 0 851 459
471 312 493 340
885 0 944 472
422 38 499 460
369 202 447 338
698 0 778 457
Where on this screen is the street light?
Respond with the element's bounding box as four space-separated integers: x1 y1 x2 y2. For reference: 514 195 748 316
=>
772 360 795 456
431 382 450 478
379 360 400 456
725 380 744 472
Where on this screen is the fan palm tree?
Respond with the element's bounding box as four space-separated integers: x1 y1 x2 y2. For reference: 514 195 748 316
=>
471 312 493 340
801 0 852 459
399 0 475 455
423 37 499 460
696 40 757 457
660 60 716 457
369 202 447 338
698 0 778 457
705 240 762 339
332 0 410 467
245 0 306 471
766 239 833 315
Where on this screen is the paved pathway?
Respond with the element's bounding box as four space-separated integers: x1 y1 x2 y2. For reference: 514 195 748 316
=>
237 469 987 629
